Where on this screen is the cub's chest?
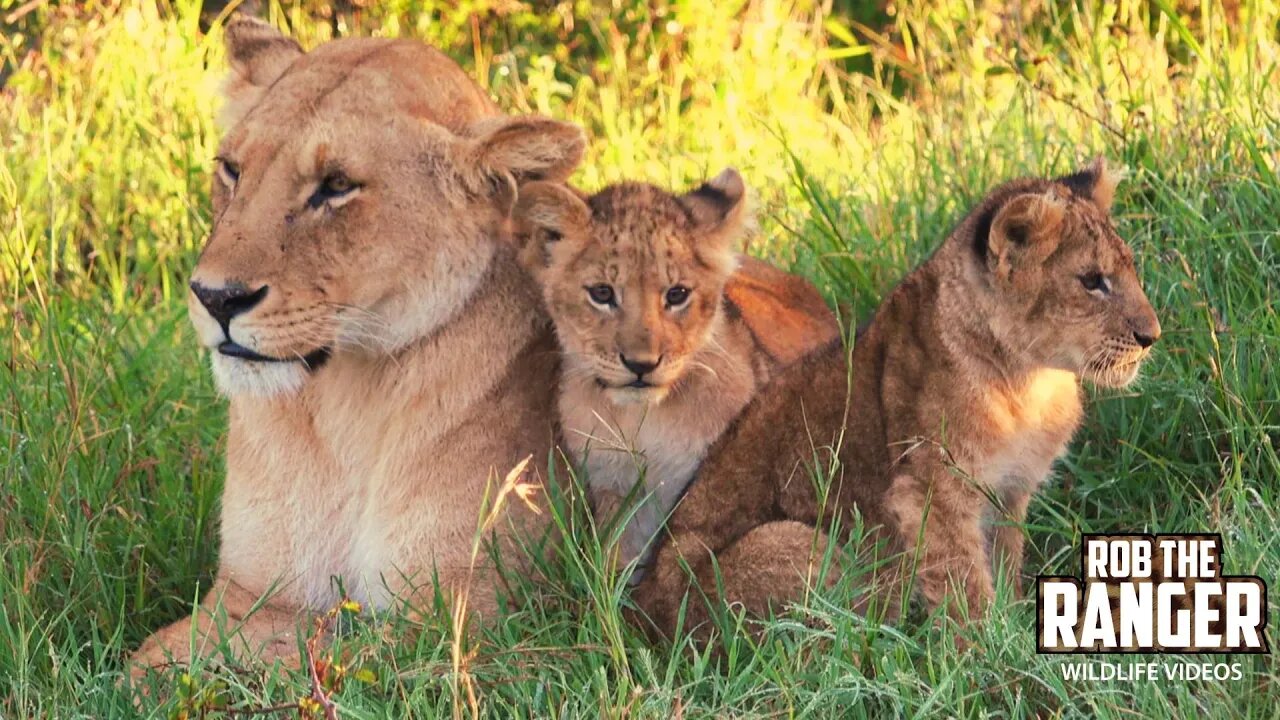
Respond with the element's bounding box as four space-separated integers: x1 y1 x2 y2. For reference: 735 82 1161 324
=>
975 369 1083 494
560 386 749 578
561 398 719 495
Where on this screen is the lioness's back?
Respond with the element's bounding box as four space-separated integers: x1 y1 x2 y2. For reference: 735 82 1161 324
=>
726 256 837 367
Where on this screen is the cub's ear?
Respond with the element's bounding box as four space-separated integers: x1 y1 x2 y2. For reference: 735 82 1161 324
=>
678 168 749 251
462 116 586 190
984 189 1066 279
219 17 303 128
1055 156 1122 212
512 181 590 273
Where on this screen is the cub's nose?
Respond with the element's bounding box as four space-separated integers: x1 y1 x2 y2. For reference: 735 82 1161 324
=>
190 281 268 329
620 354 661 378
1132 316 1162 348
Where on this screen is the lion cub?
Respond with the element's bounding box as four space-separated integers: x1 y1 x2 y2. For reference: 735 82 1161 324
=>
513 170 836 580
632 159 1163 635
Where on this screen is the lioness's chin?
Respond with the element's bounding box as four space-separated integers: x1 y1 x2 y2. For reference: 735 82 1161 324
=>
210 353 309 398
605 385 672 406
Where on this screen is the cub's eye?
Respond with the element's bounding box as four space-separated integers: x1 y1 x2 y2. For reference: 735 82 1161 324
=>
1080 271 1111 294
308 172 361 208
586 284 616 308
664 285 691 308
216 158 240 188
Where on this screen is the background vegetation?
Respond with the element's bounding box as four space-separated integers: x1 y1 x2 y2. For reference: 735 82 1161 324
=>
2 0 1278 717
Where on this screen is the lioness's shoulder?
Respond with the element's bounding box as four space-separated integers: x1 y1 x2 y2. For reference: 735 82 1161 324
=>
726 256 839 367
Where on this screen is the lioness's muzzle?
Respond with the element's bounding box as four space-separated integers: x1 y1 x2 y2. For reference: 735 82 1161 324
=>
217 341 331 370
190 281 268 330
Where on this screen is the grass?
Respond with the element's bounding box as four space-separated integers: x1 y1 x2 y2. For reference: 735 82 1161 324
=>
2 0 1278 717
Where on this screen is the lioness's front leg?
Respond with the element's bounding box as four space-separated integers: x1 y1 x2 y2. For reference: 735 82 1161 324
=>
129 577 304 681
884 469 993 621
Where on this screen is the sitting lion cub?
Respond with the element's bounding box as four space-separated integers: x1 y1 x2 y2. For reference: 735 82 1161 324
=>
513 170 837 579
632 159 1163 636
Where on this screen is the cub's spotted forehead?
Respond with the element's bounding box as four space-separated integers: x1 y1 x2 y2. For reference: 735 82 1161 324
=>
583 182 699 251
588 184 695 231
555 183 722 286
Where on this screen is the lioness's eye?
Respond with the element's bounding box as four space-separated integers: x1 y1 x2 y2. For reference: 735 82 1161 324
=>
665 285 691 308
586 284 616 308
321 173 355 195
216 158 240 188
308 172 361 209
1080 271 1111 294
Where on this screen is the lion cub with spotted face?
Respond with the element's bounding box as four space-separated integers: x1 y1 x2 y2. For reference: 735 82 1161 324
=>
514 169 837 579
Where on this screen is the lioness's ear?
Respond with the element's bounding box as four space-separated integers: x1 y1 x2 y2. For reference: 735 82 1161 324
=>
985 189 1066 278
1055 156 1122 212
220 17 303 128
512 181 590 272
464 116 586 188
679 168 748 249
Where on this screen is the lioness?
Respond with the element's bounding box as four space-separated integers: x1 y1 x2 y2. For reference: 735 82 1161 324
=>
632 159 1162 637
512 170 838 581
131 18 586 670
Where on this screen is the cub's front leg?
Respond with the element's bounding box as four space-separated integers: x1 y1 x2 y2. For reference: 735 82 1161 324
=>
989 489 1032 597
883 461 994 622
630 521 836 641
129 577 304 683
587 486 636 561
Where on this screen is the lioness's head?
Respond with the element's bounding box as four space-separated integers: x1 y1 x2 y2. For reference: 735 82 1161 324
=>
969 158 1161 387
189 19 584 397
513 170 747 404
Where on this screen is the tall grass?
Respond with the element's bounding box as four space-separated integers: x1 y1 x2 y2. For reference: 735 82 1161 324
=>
2 0 1278 717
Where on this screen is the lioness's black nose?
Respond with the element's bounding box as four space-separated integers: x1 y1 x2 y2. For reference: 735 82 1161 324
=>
1133 330 1158 348
621 354 660 377
190 281 268 328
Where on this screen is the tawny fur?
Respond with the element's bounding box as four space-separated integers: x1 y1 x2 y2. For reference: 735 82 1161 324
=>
512 172 838 581
132 18 585 673
631 160 1162 639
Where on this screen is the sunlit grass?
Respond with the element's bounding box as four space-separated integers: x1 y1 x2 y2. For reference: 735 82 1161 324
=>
2 0 1278 716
